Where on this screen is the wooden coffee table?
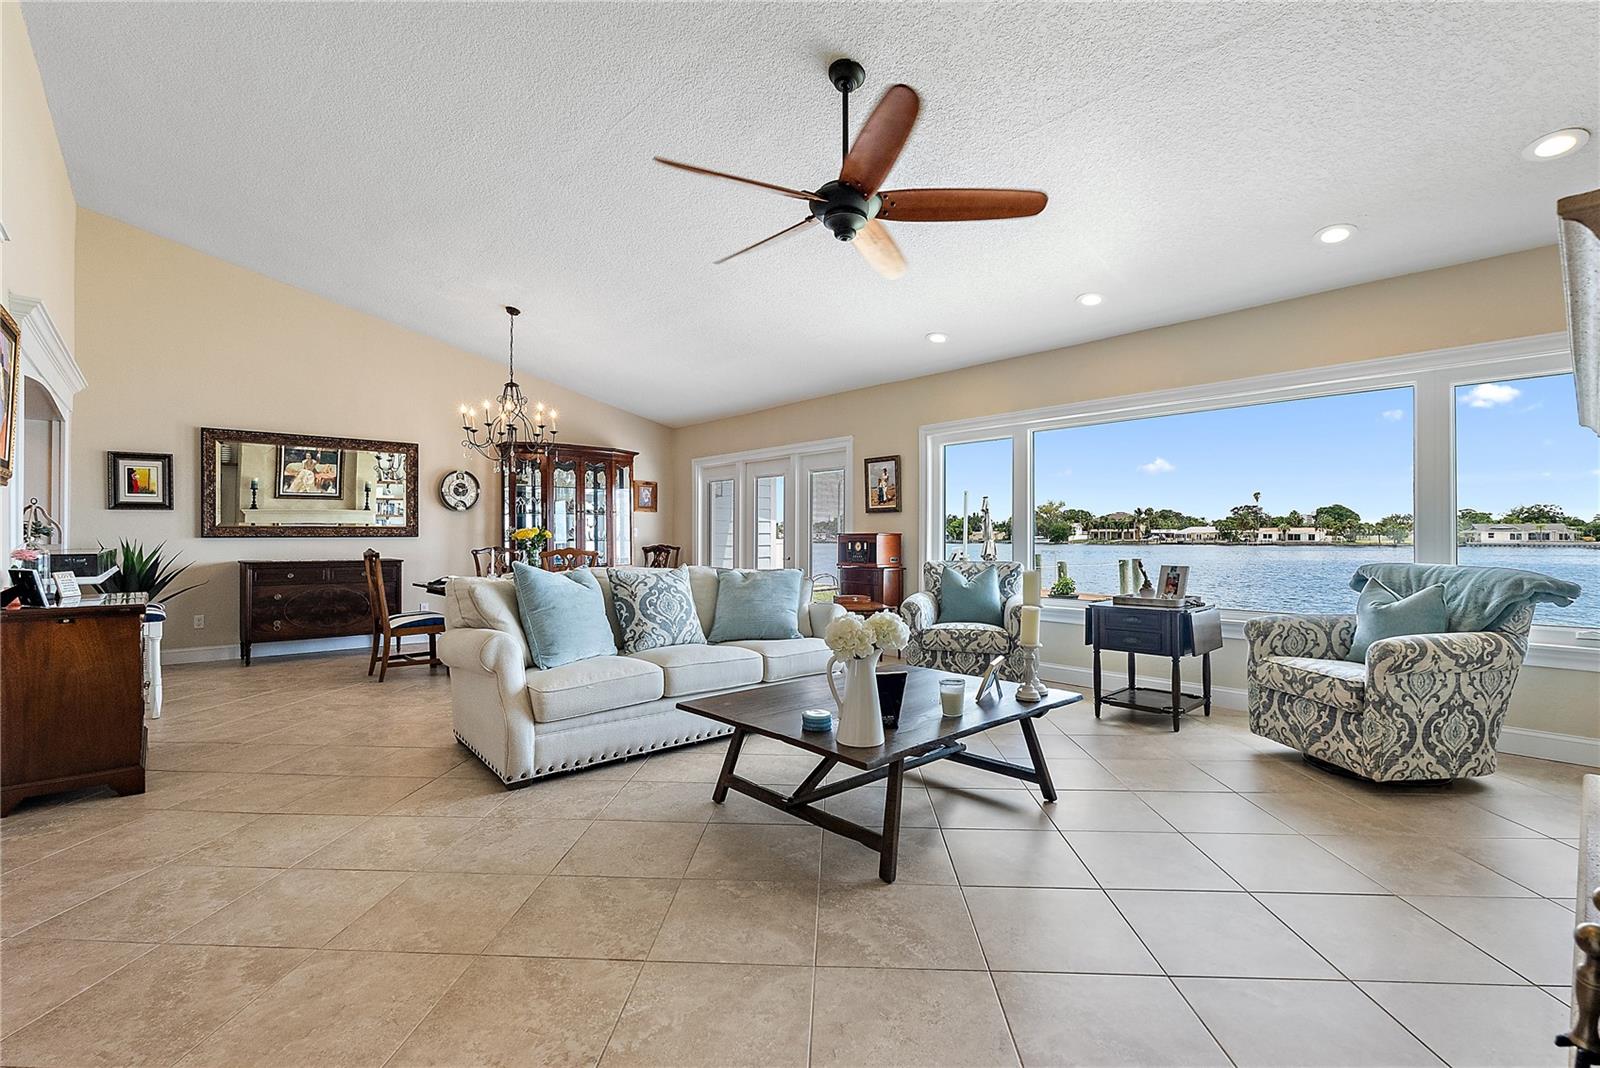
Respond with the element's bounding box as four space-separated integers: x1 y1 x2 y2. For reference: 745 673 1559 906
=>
677 666 1082 882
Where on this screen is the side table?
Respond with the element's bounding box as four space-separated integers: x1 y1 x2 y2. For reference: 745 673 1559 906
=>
1084 603 1223 732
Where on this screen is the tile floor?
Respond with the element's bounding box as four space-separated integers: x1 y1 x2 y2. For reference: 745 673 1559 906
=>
0 653 1588 1067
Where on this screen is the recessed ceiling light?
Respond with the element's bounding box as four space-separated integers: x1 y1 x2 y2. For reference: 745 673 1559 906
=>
1076 293 1103 307
926 332 948 343
1315 224 1356 245
1523 128 1590 161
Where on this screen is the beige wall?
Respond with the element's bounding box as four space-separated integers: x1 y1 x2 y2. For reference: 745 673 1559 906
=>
0 3 76 344
670 246 1599 746
70 210 676 653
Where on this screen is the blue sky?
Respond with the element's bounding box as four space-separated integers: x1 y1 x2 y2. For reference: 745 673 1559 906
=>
943 373 1598 524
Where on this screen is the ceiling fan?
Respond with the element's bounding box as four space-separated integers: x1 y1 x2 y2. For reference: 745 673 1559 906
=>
654 58 1048 280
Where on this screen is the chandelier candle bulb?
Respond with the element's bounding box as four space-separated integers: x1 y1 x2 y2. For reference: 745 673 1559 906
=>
1019 605 1041 647
1022 570 1041 607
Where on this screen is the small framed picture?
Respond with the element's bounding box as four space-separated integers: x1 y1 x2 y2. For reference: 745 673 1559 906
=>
634 480 658 512
107 451 174 510
864 454 901 513
276 445 343 498
1157 564 1190 599
1 305 21 488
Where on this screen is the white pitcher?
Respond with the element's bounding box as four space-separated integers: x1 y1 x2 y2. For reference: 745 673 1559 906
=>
826 650 884 748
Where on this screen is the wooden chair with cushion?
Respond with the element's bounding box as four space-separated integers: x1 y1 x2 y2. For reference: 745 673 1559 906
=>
539 548 600 572
471 546 511 577
363 549 444 681
640 543 682 568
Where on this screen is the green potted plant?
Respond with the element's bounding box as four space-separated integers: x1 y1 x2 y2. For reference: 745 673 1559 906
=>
99 540 204 607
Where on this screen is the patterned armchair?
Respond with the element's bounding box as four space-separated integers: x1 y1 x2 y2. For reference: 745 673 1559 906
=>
901 560 1027 680
1245 603 1534 783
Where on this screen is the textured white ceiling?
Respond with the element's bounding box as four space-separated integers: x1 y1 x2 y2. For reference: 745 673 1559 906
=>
22 2 1600 426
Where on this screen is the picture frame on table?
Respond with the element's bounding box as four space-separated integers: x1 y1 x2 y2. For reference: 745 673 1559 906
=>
864 454 901 513
1157 564 1190 599
107 451 175 510
634 480 658 512
0 305 19 488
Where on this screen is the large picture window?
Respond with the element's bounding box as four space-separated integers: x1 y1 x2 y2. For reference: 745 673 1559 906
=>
1456 372 1598 628
919 335 1596 655
1031 386 1415 614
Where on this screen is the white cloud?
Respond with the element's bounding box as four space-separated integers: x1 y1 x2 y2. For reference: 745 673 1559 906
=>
1460 383 1521 408
1381 409 1405 422
1138 457 1176 475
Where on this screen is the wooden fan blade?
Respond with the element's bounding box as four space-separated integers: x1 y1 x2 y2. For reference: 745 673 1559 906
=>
853 219 906 280
714 217 818 265
877 188 1048 222
839 84 919 196
654 157 822 202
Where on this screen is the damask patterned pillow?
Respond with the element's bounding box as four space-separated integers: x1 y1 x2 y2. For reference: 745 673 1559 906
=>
607 566 708 653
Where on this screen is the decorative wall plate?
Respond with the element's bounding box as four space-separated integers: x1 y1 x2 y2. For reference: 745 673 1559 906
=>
439 470 481 511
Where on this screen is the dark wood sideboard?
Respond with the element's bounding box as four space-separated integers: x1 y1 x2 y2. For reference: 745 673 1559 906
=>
836 532 905 608
2 594 148 815
239 559 401 664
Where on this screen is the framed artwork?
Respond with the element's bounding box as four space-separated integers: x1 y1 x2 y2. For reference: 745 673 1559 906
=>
1157 564 1190 599
0 305 19 488
275 445 342 498
634 480 658 512
107 451 174 510
864 454 901 513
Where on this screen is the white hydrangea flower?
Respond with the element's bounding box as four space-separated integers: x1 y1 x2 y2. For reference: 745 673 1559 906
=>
865 610 910 652
823 613 874 658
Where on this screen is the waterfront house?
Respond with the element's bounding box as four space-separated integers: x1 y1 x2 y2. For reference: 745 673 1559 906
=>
1464 522 1582 543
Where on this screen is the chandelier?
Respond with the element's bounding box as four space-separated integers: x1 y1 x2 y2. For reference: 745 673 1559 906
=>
459 306 558 458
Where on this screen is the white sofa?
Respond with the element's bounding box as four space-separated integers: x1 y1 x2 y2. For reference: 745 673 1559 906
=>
439 566 845 786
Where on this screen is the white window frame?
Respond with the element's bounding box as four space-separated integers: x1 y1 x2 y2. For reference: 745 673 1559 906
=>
919 331 1596 671
691 436 853 573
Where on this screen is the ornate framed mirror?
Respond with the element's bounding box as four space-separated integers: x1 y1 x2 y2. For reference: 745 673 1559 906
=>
200 427 419 538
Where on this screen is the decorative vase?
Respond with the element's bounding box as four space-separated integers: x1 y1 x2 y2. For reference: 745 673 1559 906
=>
827 650 885 748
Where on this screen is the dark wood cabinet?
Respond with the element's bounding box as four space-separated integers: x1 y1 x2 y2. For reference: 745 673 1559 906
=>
1084 603 1223 732
239 559 401 664
837 532 905 607
2 594 148 815
501 443 637 566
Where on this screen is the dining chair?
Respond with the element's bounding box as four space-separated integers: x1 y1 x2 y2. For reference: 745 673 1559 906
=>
640 543 682 568
363 549 445 681
471 546 511 577
539 548 601 572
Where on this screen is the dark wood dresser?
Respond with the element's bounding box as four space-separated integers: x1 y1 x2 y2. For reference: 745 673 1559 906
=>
239 559 401 664
2 594 147 815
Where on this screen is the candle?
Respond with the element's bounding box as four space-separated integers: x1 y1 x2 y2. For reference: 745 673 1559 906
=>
1022 570 1041 607
249 477 259 489
939 677 966 717
1019 604 1041 647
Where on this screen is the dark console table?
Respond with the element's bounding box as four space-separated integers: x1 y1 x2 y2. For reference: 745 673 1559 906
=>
1085 602 1223 732
239 559 401 664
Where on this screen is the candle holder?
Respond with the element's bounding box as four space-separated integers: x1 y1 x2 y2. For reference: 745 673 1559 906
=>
248 481 259 509
1015 643 1048 703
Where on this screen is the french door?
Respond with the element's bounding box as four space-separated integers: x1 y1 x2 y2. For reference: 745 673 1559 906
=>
693 440 849 580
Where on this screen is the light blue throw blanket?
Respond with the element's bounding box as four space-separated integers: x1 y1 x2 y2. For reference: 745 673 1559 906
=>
1349 563 1581 633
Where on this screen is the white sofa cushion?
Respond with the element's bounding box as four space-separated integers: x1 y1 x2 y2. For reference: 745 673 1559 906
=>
625 643 763 697
727 638 831 683
444 577 530 667
526 655 665 724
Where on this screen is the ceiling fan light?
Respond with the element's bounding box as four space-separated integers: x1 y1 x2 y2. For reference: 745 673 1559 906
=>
1315 224 1356 245
1076 293 1103 307
1524 128 1590 161
926 332 948 343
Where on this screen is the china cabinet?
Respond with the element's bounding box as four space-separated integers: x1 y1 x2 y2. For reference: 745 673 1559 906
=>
501 443 637 566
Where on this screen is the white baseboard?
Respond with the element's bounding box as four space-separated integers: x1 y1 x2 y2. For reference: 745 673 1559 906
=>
1040 660 1598 768
163 635 372 665
1497 727 1600 767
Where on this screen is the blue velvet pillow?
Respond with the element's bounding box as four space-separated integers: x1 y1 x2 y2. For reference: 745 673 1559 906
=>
940 565 1004 626
707 569 803 642
1345 579 1448 663
510 562 617 670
